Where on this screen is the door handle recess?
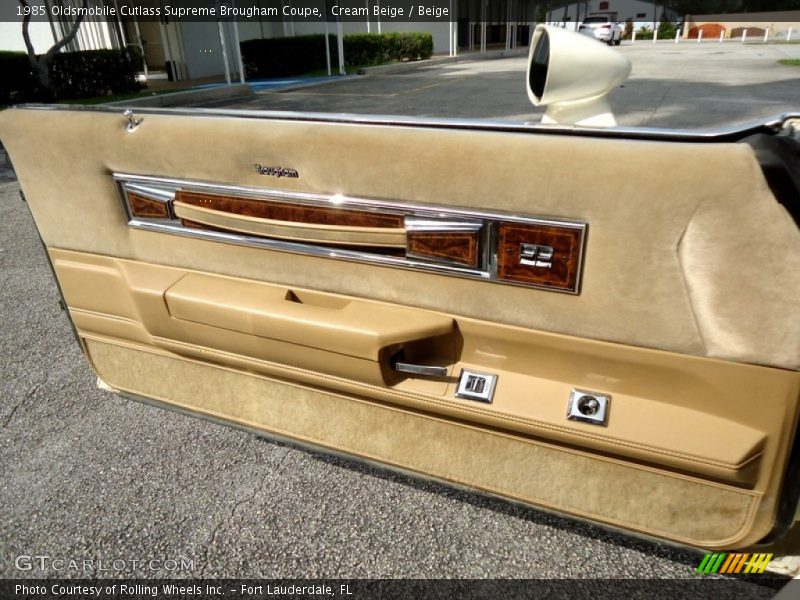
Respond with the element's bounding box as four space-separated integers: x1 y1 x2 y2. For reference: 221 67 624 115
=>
172 202 485 257
173 200 407 248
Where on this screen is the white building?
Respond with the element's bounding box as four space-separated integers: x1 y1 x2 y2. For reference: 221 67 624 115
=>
544 1 678 31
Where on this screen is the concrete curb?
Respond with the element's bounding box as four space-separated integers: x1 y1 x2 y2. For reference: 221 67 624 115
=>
358 48 530 76
256 76 353 94
106 83 253 107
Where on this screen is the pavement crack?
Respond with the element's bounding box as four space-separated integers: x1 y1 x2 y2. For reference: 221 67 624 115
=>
273 447 293 473
2 379 44 428
199 450 287 577
644 83 674 126
199 520 225 578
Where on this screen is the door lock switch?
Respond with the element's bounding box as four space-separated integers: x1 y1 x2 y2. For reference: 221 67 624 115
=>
567 389 610 426
456 370 498 404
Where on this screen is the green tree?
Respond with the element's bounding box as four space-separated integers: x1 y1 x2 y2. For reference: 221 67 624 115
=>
18 0 89 95
658 13 678 38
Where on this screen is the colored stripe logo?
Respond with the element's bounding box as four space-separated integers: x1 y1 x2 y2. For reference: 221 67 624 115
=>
697 553 773 574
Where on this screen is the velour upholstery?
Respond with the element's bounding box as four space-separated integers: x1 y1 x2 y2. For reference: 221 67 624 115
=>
1 108 798 369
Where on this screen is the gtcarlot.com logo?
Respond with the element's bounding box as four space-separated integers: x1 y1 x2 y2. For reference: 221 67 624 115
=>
15 554 194 573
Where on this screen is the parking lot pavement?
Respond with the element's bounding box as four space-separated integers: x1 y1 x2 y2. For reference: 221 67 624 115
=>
0 190 792 591
211 42 800 129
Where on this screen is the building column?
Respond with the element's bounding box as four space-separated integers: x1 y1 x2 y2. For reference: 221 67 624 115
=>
131 14 148 77
323 1 332 76
449 0 454 56
230 6 245 84
218 21 232 84
336 17 345 75
480 0 486 52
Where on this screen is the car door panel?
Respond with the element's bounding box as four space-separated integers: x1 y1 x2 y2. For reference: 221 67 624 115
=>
2 106 799 550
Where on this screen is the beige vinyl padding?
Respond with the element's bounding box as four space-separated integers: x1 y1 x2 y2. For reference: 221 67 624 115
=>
165 273 454 361
172 200 408 247
1 108 798 370
49 248 800 549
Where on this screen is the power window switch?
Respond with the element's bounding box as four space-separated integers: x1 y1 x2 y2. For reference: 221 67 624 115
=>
455 369 498 404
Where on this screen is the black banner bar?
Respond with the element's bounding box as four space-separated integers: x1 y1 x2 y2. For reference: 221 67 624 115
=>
4 0 800 23
7 1 455 23
0 578 789 600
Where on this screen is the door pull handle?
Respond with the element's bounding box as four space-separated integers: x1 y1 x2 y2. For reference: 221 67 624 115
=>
391 350 448 377
393 362 449 377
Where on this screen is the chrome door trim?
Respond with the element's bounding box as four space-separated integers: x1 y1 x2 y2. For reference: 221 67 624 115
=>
126 217 491 280
15 103 799 143
115 172 584 229
404 218 484 234
114 173 587 295
123 182 176 203
404 217 486 268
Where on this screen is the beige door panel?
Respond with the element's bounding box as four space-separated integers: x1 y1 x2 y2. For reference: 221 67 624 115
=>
2 106 799 551
51 249 798 495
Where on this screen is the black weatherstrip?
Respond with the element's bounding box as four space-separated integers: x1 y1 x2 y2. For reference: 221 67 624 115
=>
743 133 800 227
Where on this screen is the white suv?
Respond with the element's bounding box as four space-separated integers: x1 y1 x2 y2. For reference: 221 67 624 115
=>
578 13 623 46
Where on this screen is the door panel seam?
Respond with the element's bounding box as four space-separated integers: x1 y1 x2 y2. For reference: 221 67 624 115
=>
675 197 709 356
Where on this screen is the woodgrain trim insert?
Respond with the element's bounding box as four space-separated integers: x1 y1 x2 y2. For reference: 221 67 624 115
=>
176 190 404 228
497 223 584 292
127 192 170 219
407 231 480 267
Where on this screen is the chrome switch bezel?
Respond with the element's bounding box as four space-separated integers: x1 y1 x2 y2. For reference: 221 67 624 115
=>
455 369 498 404
567 388 611 426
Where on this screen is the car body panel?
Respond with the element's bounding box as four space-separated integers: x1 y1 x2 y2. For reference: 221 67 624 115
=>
579 14 623 44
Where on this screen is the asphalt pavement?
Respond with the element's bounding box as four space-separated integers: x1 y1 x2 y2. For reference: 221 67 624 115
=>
211 41 800 129
2 40 800 594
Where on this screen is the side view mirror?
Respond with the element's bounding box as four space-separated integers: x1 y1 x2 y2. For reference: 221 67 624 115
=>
526 24 632 127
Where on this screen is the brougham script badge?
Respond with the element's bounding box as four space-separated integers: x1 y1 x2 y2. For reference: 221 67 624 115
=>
255 164 299 179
